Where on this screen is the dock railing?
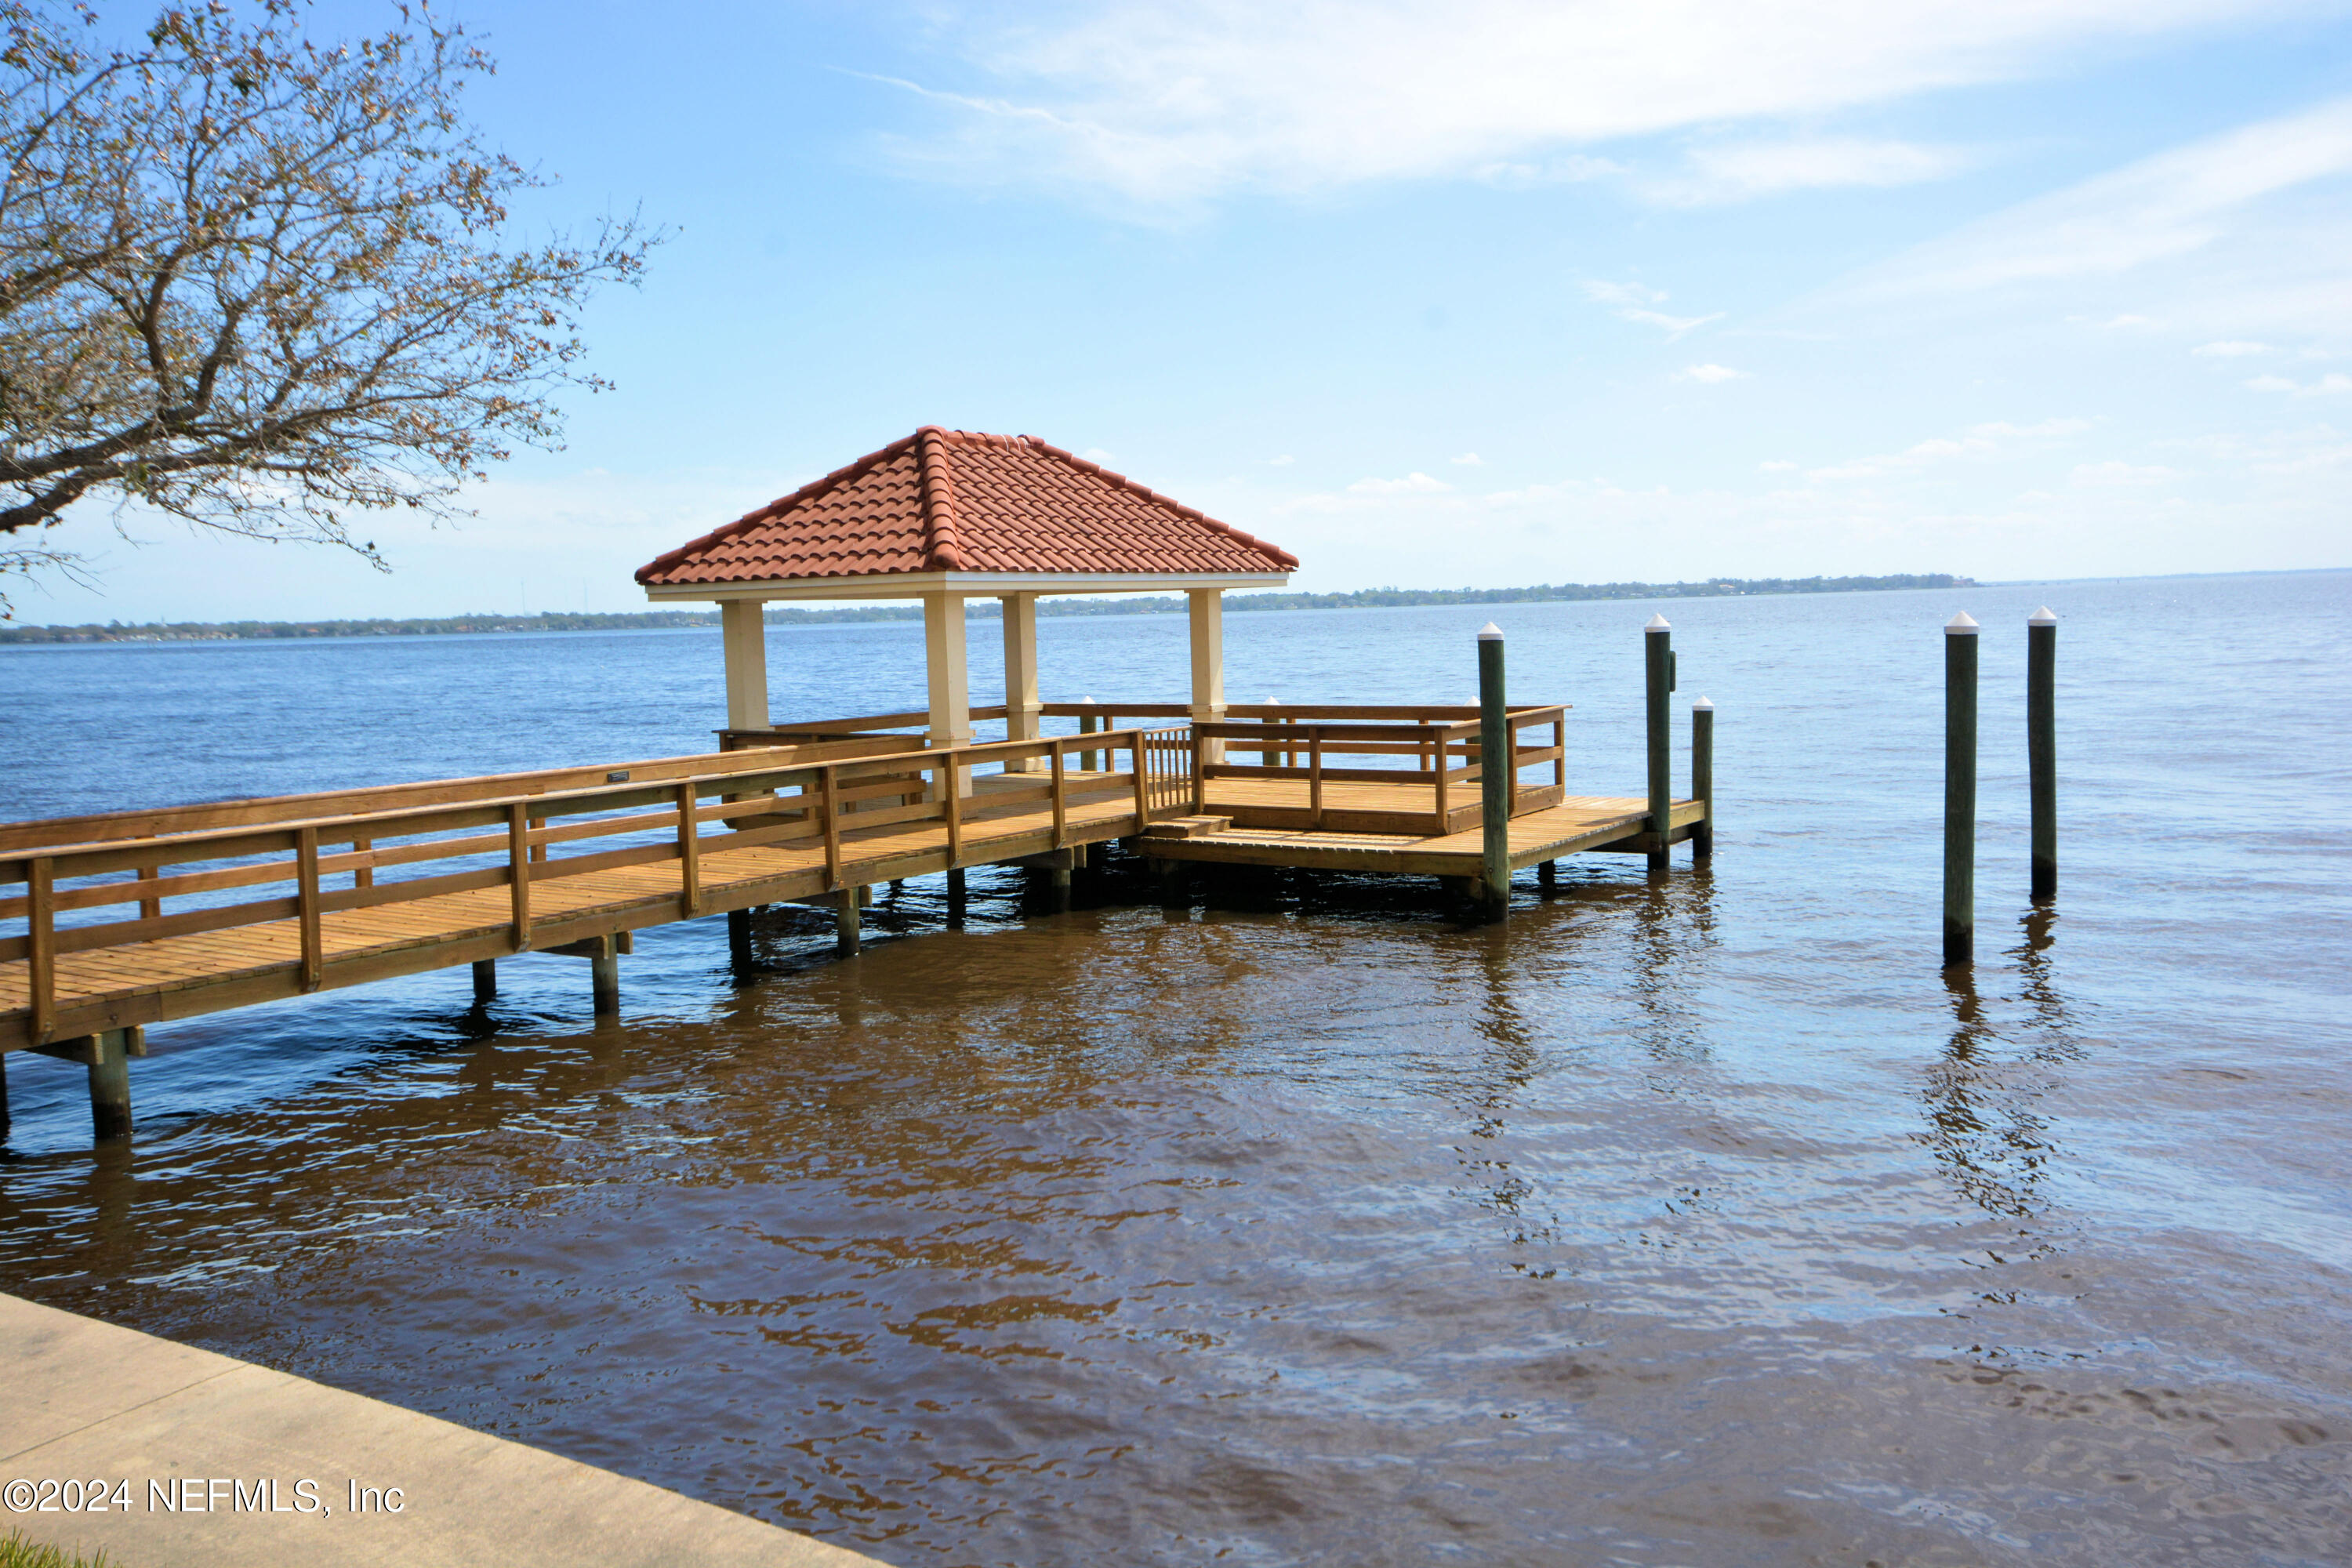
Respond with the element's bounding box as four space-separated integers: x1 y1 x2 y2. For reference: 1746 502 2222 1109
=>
2 727 1194 1050
1190 706 1567 835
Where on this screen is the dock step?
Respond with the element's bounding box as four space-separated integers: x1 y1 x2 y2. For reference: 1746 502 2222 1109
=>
1141 815 1233 840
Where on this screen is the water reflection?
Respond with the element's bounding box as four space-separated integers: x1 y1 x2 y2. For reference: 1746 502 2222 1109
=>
1918 923 2074 1225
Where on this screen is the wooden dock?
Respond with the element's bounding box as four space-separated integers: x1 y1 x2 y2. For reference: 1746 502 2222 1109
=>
2 701 1710 1143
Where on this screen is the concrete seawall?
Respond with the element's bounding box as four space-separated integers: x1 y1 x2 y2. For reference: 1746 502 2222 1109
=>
0 1292 885 1567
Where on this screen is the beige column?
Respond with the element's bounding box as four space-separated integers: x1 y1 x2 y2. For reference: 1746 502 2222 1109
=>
924 591 973 750
1001 591 1040 771
719 599 769 732
1189 587 1226 764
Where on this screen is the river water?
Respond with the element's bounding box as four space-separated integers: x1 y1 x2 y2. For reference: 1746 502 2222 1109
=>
3 572 2350 1566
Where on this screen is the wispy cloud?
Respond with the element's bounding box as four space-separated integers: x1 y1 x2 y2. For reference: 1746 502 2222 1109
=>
2246 372 2352 394
1679 363 1751 383
1582 279 1722 337
1450 452 1484 466
1806 417 2091 481
1643 136 1977 205
1348 471 1454 494
2194 339 2275 355
870 0 2299 207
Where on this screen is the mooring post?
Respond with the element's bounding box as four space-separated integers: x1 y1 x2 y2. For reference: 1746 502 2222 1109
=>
1645 614 1673 876
1477 622 1511 923
946 866 968 924
89 1028 132 1143
1692 695 1715 861
590 938 620 1016
836 886 862 957
1 1051 10 1140
728 907 753 966
1537 858 1556 892
1049 866 1073 913
472 959 497 1004
1944 612 1980 967
2027 607 2057 901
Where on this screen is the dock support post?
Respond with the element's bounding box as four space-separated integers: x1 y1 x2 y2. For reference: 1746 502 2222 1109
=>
472 959 497 1004
1944 612 1980 967
1537 859 1556 892
89 1028 132 1143
1 1051 9 1139
728 908 753 967
2028 607 2057 901
1049 866 1073 913
836 887 862 957
1645 614 1673 877
947 867 967 924
1692 695 1715 861
590 939 620 1015
1476 622 1510 922
1151 858 1186 907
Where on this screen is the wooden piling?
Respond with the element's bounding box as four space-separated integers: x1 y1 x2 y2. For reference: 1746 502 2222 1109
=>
1692 695 1715 860
727 908 753 966
1477 623 1510 923
472 959 497 1004
946 866 968 923
590 941 620 1015
1646 615 1673 876
1 1051 9 1138
836 886 862 957
89 1027 132 1142
2028 607 2057 901
1944 612 1980 967
1049 865 1073 913
1537 858 1556 892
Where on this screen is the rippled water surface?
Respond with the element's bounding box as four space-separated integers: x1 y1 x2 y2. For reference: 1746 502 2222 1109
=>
4 573 2350 1566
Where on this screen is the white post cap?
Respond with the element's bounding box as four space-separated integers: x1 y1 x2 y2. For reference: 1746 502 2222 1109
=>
1692 695 1715 711
2028 606 2057 626
1477 622 1504 641
1080 694 1096 702
1646 613 1671 631
1945 612 1980 635
1265 695 1279 704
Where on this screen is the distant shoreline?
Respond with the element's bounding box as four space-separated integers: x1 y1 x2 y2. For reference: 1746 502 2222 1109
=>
0 574 1973 644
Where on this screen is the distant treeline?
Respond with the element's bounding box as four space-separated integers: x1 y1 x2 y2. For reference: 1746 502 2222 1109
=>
0 574 1971 644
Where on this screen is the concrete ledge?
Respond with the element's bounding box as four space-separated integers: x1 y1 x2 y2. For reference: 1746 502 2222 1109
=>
0 1293 884 1568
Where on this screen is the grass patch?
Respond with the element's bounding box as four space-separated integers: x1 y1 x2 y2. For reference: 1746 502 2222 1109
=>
0 1530 115 1568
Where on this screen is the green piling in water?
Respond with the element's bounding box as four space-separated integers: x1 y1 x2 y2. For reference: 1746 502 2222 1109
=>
1692 695 1715 860
472 958 497 1004
1645 615 1673 877
2028 607 2057 902
836 886 862 957
1944 612 1980 967
88 1028 132 1143
1477 623 1510 924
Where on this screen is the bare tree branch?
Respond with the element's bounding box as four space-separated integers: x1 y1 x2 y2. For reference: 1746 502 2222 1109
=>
0 0 659 615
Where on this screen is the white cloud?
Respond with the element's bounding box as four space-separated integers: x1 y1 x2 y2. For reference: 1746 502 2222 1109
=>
1080 447 1117 463
877 0 2317 205
1760 459 1800 470
2194 339 2275 355
1680 363 1751 383
1643 136 1976 205
2247 372 2352 394
1266 453 1295 465
1807 417 2090 481
1347 471 1454 494
1450 452 1484 466
1849 96 2352 299
1581 279 1722 337
2071 459 2183 485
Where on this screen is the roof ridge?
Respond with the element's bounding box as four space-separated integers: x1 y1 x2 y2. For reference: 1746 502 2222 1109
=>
633 434 920 584
1020 436 1299 570
914 426 967 572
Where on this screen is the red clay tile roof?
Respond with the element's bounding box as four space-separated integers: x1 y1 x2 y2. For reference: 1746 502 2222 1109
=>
637 428 1298 587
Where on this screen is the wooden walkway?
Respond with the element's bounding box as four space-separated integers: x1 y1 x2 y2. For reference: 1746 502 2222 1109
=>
2 734 1190 1054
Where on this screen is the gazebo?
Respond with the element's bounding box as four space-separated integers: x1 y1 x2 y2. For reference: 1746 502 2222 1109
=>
635 427 1297 750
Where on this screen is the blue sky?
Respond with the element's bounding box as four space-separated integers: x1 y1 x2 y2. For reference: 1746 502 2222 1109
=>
27 0 2352 621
